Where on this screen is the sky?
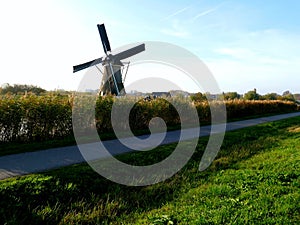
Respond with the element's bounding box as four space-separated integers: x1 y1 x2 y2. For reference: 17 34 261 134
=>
0 0 300 94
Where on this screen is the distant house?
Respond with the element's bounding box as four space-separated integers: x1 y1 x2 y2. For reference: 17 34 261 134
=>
169 90 190 98
152 92 171 98
209 94 218 100
127 90 145 97
85 89 99 94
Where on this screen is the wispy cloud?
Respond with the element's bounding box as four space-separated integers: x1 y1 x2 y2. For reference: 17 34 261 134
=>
162 5 191 21
161 20 189 38
208 28 300 93
192 8 218 21
191 2 227 22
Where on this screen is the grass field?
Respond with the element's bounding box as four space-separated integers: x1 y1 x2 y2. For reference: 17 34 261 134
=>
0 117 299 224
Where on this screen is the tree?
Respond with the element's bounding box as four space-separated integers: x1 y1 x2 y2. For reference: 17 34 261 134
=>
262 93 280 100
244 89 260 100
294 93 300 102
190 92 207 102
0 84 46 95
223 92 241 100
279 90 295 102
282 90 292 96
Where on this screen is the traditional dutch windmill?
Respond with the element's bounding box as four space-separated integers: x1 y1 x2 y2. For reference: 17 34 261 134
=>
73 24 145 96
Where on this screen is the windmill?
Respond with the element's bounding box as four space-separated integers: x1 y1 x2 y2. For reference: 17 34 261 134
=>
73 24 145 96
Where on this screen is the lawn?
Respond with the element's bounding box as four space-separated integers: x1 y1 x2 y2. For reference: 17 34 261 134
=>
0 117 299 224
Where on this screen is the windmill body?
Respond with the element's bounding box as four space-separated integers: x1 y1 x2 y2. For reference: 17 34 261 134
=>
101 64 125 96
73 24 145 96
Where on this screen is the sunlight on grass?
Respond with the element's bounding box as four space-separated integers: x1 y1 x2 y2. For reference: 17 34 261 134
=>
0 117 299 224
288 126 300 133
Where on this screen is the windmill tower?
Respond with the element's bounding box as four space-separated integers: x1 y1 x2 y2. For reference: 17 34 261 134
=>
73 24 145 96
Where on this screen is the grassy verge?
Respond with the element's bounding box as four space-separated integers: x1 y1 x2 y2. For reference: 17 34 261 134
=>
0 117 299 224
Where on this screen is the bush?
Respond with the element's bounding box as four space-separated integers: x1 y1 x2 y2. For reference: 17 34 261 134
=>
0 94 72 143
0 94 298 145
224 100 297 119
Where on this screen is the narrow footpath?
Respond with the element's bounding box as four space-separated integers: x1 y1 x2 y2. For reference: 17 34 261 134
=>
1 112 300 180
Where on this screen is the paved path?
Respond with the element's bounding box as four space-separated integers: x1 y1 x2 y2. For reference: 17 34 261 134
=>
1 112 300 180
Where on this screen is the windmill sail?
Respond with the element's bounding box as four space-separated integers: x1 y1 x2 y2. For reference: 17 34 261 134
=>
97 24 111 54
114 44 145 61
73 57 103 73
73 23 145 96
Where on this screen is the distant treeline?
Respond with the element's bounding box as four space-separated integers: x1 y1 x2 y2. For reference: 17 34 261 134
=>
0 84 47 95
1 84 299 102
191 88 298 102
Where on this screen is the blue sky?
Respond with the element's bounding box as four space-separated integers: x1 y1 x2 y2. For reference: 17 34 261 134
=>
0 0 299 94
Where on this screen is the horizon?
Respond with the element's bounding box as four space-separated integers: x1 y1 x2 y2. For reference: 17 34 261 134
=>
0 1 299 94
1 82 299 96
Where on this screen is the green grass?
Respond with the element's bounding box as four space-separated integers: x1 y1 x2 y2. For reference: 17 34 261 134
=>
0 117 299 224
